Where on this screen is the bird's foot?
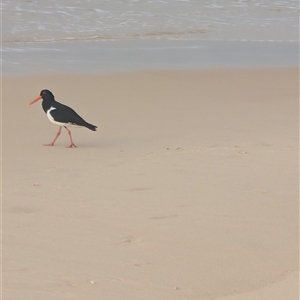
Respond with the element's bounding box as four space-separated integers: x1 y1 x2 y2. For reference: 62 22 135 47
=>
43 143 55 146
66 143 77 148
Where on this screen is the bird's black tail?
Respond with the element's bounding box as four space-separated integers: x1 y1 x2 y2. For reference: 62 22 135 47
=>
85 122 97 131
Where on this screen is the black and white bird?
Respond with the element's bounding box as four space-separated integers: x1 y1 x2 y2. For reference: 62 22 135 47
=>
29 89 97 147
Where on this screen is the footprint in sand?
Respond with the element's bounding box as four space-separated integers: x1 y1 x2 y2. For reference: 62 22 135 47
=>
117 235 143 246
127 187 152 192
151 214 179 220
9 206 40 214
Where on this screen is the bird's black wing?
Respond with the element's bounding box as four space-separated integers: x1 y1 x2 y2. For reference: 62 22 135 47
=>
50 102 89 126
50 102 97 131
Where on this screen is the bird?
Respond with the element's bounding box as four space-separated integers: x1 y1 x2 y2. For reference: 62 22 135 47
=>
29 89 97 147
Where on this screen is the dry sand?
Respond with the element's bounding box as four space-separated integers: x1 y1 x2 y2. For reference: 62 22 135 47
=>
2 68 299 299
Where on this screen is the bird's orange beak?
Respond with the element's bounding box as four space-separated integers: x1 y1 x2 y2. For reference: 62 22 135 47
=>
29 95 42 105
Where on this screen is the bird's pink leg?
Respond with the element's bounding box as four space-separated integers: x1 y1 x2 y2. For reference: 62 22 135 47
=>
64 127 77 148
44 127 62 146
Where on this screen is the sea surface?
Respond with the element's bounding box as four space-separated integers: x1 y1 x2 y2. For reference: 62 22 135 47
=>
2 0 299 42
1 0 299 75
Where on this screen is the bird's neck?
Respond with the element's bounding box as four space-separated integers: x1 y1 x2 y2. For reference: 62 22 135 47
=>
42 98 56 113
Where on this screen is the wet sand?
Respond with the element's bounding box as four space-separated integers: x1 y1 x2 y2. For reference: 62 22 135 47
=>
2 68 299 299
2 40 299 76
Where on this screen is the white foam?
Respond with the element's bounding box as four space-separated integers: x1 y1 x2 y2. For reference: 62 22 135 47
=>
2 0 299 43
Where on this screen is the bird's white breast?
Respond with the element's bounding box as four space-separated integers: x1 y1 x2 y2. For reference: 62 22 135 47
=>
46 107 66 126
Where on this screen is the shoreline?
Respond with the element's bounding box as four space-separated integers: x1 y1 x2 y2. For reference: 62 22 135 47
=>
2 39 299 76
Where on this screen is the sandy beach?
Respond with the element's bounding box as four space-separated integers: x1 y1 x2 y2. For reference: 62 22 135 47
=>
2 68 299 299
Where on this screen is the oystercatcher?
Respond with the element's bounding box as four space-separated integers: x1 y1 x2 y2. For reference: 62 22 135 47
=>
29 89 97 147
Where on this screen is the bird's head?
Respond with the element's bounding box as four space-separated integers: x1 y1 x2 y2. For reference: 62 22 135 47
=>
29 89 54 105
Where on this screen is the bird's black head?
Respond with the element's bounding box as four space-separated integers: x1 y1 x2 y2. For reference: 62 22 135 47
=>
29 89 55 105
40 89 54 99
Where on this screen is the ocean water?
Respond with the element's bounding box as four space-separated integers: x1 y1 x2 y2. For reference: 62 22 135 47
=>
2 0 299 43
1 0 299 75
